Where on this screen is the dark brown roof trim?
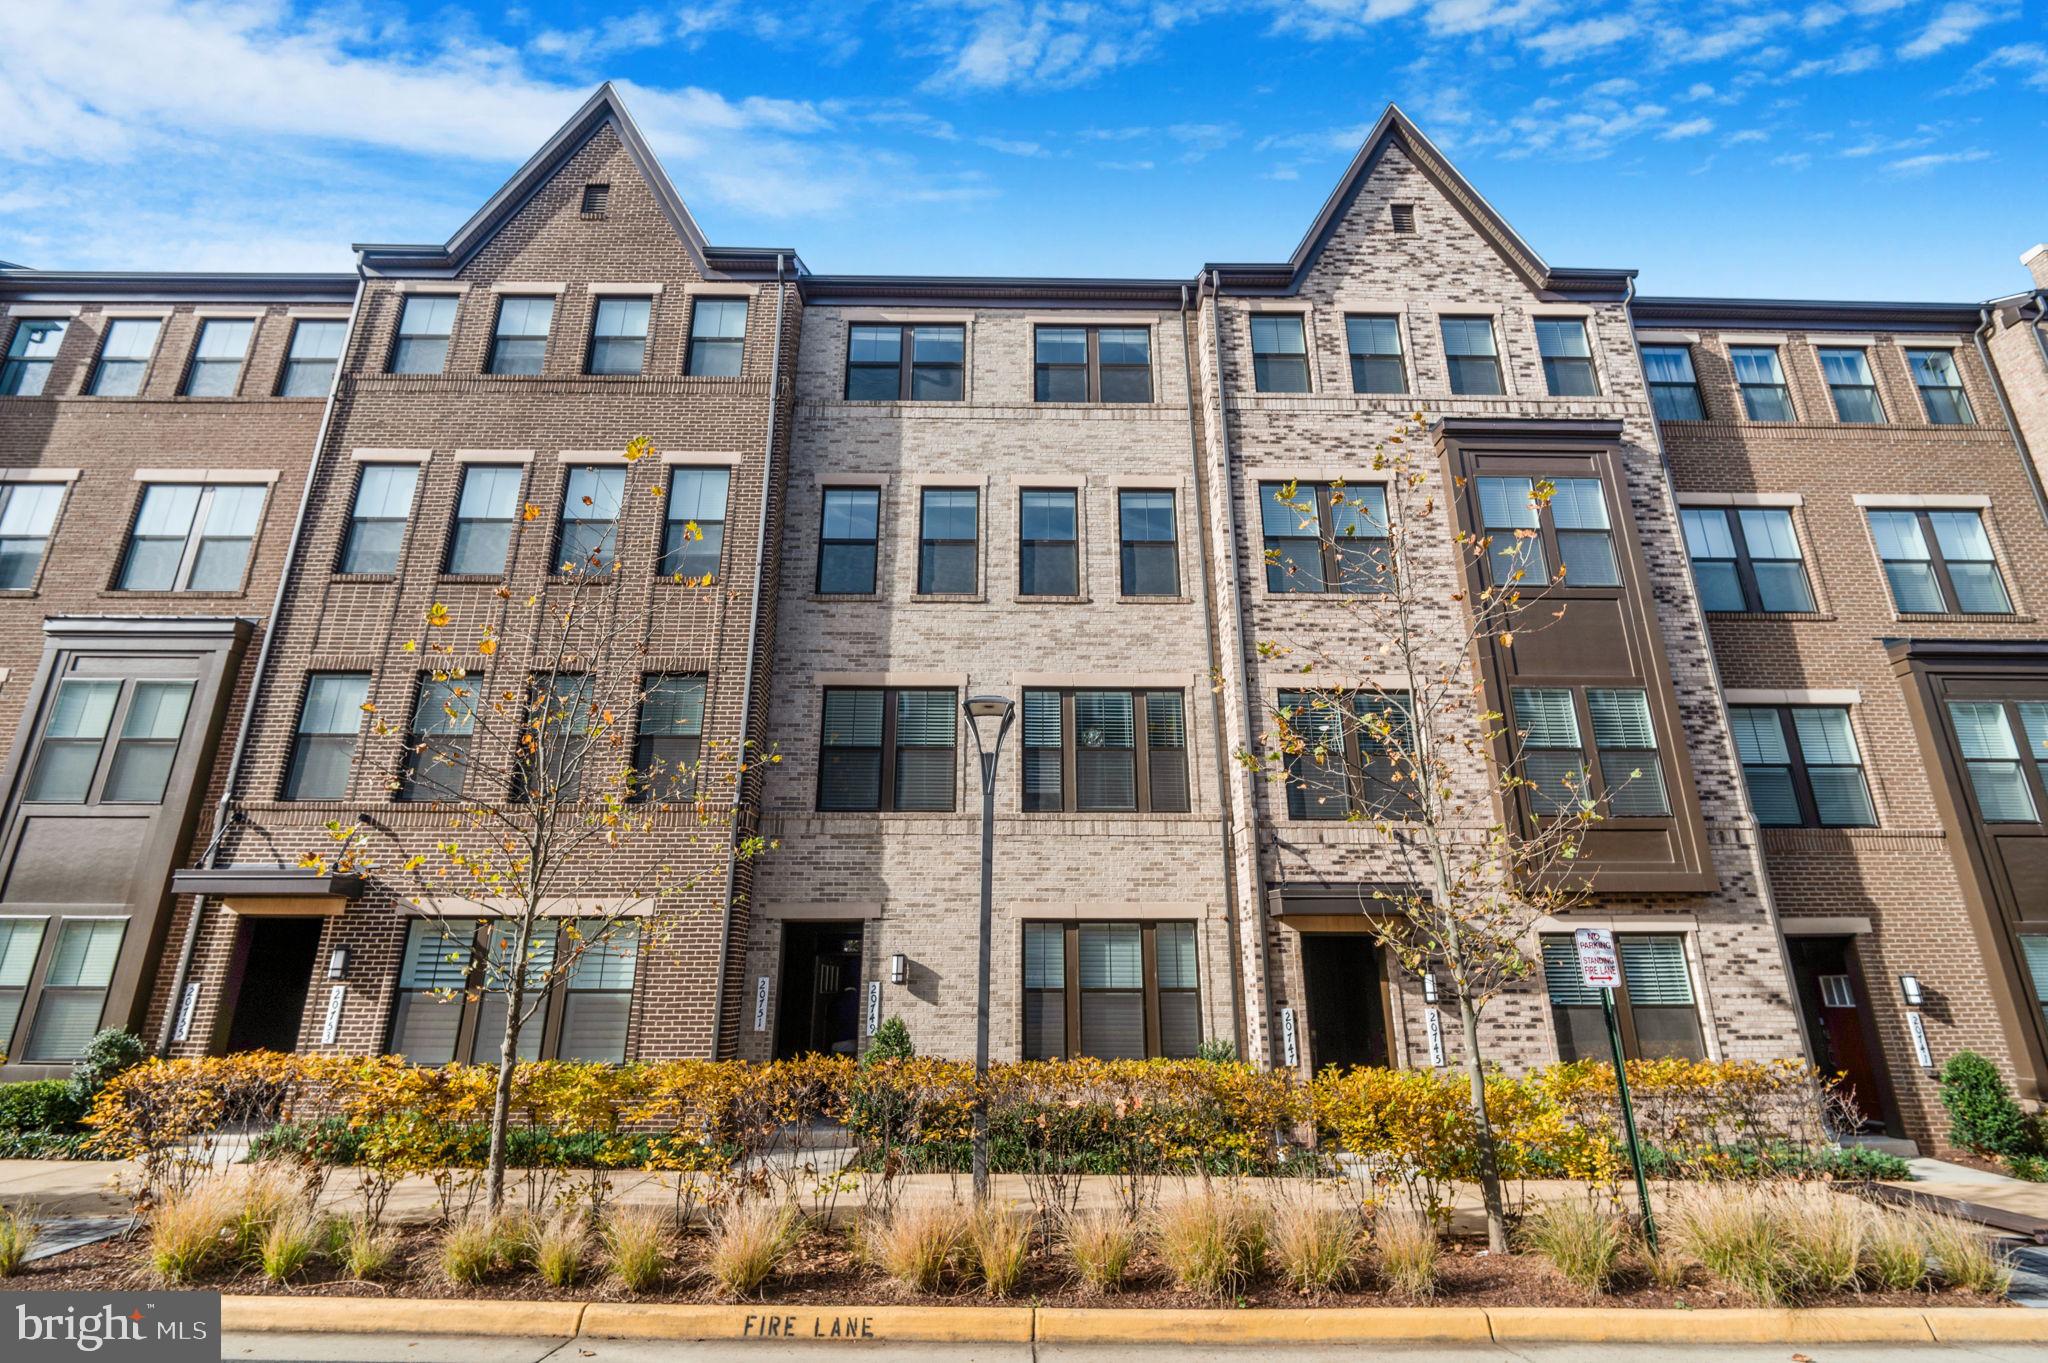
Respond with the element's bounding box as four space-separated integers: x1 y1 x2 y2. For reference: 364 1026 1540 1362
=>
1884 638 2048 665
800 275 1188 308
1633 295 1985 332
0 269 354 305
170 866 364 899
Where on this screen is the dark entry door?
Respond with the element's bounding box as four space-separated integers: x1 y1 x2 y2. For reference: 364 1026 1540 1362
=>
1787 935 1891 1133
224 917 324 1053
774 923 863 1059
1300 933 1388 1071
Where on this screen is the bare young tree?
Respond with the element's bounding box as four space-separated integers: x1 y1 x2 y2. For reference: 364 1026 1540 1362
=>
1246 418 1630 1253
305 436 770 1212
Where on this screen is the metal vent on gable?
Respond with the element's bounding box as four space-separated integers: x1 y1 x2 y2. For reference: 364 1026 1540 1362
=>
581 183 611 216
1390 202 1417 234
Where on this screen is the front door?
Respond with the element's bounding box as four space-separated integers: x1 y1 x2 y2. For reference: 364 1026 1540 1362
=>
1788 935 1894 1133
1300 933 1389 1071
223 917 324 1054
773 923 863 1059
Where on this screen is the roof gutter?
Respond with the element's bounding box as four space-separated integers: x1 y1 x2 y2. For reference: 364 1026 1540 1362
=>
709 252 787 1059
155 269 368 1057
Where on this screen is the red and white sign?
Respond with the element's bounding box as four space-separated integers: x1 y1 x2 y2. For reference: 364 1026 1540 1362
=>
1574 928 1620 990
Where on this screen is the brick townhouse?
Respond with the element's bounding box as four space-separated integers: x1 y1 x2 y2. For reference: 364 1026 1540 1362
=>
1 83 2044 1153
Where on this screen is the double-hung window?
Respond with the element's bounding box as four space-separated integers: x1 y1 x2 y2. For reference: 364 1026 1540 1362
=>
388 918 636 1064
1033 325 1151 402
586 298 651 375
1868 507 2011 615
1250 315 1310 393
686 298 748 377
817 487 881 594
1475 475 1618 588
285 673 370 801
558 922 640 1062
1907 349 1974 425
1022 920 1201 1061
118 483 266 592
636 673 705 801
1730 346 1794 421
90 319 162 395
1 318 67 396
340 463 420 574
557 465 625 573
1278 690 1416 821
1948 701 2048 824
487 297 553 375
1346 315 1406 393
845 324 965 400
1819 347 1883 423
1535 318 1598 396
1441 317 1503 395
1118 490 1178 596
182 319 253 396
1513 686 1668 818
1543 933 1704 1061
446 465 522 575
1259 481 1390 593
25 677 193 805
1729 705 1875 827
0 918 46 1055
1018 489 1078 596
398 675 476 802
1020 689 1189 814
818 687 956 812
1679 506 1814 613
389 296 455 375
917 487 978 594
661 467 729 581
279 319 345 396
1641 344 1704 421
0 482 64 588
388 919 478 1063
21 919 126 1063
520 674 592 800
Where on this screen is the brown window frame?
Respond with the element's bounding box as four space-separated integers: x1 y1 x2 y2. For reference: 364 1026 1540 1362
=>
1867 507 2013 616
1018 688 1190 814
385 917 640 1065
1017 487 1078 597
816 686 958 812
1678 505 1816 614
1032 324 1152 403
1277 689 1417 821
1541 931 1706 1062
1021 920 1201 1061
1729 704 1877 828
1258 480 1391 594
844 323 965 402
1510 683 1671 821
1473 472 1621 592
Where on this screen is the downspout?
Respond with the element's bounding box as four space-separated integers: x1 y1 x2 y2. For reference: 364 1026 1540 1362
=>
155 270 368 1056
709 253 787 1060
1180 282 1247 1058
1976 303 2048 532
1203 268 1275 1064
1618 277 1817 1075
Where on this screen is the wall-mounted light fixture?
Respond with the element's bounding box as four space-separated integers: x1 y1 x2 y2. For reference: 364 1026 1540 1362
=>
1422 972 1438 1004
327 947 349 981
1899 974 1924 1008
889 953 907 986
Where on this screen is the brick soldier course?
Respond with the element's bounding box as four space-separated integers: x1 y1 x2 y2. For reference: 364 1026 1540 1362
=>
1 84 2044 1156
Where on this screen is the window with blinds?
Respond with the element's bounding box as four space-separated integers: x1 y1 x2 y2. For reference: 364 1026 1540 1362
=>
387 917 640 1065
1514 687 1668 819
2022 936 2048 1039
1541 931 1704 1062
474 921 555 1065
23 919 126 1062
0 917 46 1055
1587 689 1668 817
1729 705 1876 828
399 675 477 803
1018 689 1188 813
1022 920 1201 1061
1513 688 1585 814
817 687 957 812
636 673 705 802
389 918 477 1065
1478 475 1616 588
1949 700 2046 824
560 923 639 1062
1279 690 1417 821
1259 481 1391 594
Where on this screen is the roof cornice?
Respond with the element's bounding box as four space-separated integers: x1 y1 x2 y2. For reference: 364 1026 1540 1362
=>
800 274 1188 308
0 269 355 305
1632 294 1986 331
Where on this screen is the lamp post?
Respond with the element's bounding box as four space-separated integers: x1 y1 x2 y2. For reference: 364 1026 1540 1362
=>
963 693 1016 1207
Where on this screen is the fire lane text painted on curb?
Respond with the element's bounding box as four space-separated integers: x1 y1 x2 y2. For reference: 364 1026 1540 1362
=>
740 1313 876 1339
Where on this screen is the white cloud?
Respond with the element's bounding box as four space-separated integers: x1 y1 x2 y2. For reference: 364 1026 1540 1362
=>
1954 41 2048 91
1886 147 1991 173
1725 128 1769 145
1524 13 1635 62
1660 116 1715 139
1899 2 2002 59
1771 151 1813 168
1788 43 1883 76
975 135 1045 157
1096 159 1156 172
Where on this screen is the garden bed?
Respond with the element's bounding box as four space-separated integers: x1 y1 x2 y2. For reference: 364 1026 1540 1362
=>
2 1221 2010 1311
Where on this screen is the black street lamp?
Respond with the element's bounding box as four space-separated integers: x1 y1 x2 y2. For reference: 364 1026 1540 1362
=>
963 692 1015 1206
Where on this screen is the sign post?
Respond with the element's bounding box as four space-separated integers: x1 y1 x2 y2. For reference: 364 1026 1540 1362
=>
1576 928 1657 1253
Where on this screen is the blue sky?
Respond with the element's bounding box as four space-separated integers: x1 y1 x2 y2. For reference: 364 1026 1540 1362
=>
2 2 2044 300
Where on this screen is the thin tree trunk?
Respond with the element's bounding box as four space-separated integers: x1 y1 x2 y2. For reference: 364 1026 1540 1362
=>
1458 995 1509 1253
486 954 524 1215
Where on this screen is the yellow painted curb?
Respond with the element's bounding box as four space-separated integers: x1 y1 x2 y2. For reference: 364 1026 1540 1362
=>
1485 1306 1935 1344
220 1296 588 1338
1036 1306 1494 1344
578 1303 1035 1343
1923 1308 2048 1343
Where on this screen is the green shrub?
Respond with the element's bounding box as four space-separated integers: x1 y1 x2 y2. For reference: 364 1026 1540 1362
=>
66 1029 144 1107
1196 1037 1239 1064
863 1016 914 1064
2008 1153 2048 1182
0 1080 87 1133
1939 1052 2031 1157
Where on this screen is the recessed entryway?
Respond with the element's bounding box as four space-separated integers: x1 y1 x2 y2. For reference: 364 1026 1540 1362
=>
223 916 324 1054
1787 934 1897 1135
773 922 864 1059
1299 933 1390 1071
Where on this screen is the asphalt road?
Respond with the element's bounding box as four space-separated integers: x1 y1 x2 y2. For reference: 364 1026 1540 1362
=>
220 1334 2048 1362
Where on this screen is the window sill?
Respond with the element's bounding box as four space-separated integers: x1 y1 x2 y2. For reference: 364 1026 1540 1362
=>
909 592 985 604
99 588 247 600
1115 594 1194 605
1014 593 1090 605
834 398 968 408
1893 610 2034 625
807 592 880 603
1702 610 1838 623
1028 400 1169 410
332 573 397 585
437 574 509 586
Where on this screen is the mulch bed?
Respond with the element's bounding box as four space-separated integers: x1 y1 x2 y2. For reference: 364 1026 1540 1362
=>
3 1224 2011 1310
